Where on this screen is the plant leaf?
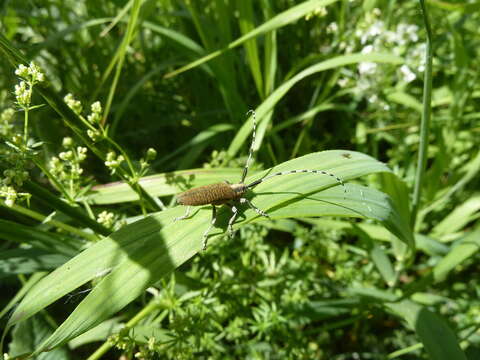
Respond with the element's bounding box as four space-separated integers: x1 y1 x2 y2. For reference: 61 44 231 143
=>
9 150 412 354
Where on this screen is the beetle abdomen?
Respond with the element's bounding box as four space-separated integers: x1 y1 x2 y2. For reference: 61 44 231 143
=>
176 183 237 206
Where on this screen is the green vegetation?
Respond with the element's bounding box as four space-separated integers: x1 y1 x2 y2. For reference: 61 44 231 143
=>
0 0 479 359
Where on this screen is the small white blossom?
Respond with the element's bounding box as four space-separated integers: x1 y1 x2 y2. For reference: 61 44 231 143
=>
14 81 31 107
15 62 44 83
400 64 416 83
338 78 349 87
62 137 73 147
367 94 379 103
105 152 124 172
77 147 88 161
0 108 15 136
97 210 115 228
358 62 377 75
87 129 101 141
27 62 45 82
326 22 338 34
64 93 83 114
59 151 73 161
2 186 17 207
91 101 102 114
361 45 374 54
15 64 29 78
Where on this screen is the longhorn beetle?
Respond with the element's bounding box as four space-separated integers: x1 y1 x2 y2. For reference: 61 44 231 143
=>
175 110 346 250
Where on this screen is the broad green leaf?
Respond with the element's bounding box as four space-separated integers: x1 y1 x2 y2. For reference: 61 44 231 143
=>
386 301 467 360
0 219 81 256
0 249 69 278
9 315 70 360
68 318 123 349
10 150 411 353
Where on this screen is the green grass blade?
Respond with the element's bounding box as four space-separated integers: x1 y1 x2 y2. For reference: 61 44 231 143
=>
154 123 234 167
432 225 480 283
261 0 277 96
431 194 480 238
411 0 434 224
371 245 396 286
143 22 206 55
227 53 403 157
238 0 264 98
103 0 142 123
164 0 341 79
386 91 423 113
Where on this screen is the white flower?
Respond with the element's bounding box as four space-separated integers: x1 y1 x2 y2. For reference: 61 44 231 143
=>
15 64 29 78
64 93 83 114
361 44 374 54
338 78 349 87
400 64 416 83
358 62 377 75
62 137 73 147
91 101 102 114
327 22 338 33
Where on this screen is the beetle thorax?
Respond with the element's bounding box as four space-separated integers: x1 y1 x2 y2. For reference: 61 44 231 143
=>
230 183 247 197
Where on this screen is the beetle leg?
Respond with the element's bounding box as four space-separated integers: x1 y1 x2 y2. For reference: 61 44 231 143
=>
239 198 269 218
174 206 191 222
202 205 217 250
227 204 239 238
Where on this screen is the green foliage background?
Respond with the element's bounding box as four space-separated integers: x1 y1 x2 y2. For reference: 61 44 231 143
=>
0 0 479 359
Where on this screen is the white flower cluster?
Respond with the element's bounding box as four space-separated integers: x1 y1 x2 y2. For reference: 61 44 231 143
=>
305 6 328 21
14 62 45 108
356 18 423 85
97 210 115 228
15 62 45 83
87 101 103 141
333 8 426 108
0 108 15 136
105 151 125 174
49 138 88 184
64 93 83 115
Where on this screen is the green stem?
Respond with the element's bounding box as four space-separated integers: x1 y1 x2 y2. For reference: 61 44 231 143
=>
23 105 29 145
31 157 74 203
23 180 111 236
411 0 433 228
103 0 142 125
2 201 98 241
87 299 159 360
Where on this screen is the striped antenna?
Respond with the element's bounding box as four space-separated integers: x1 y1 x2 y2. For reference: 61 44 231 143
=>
247 169 346 196
241 109 257 183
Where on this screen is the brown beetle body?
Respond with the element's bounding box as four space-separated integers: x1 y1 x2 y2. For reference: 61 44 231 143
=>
177 182 247 206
